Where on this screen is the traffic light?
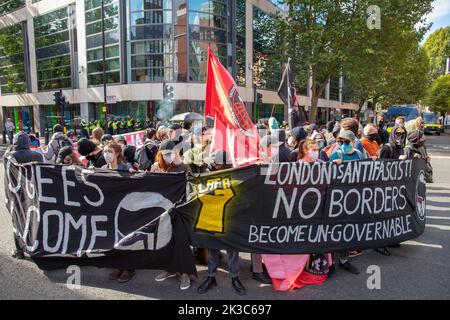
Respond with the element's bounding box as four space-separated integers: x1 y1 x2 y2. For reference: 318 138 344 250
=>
53 90 63 106
256 92 263 104
164 83 174 101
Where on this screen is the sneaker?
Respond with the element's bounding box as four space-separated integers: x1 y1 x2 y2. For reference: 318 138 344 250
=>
348 251 363 258
118 270 136 283
180 274 191 290
155 271 177 282
339 261 360 275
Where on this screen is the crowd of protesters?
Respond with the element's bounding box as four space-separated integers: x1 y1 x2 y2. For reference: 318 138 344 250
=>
3 111 433 295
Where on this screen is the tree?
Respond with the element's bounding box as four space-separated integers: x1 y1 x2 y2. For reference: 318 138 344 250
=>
425 74 450 114
272 0 433 122
423 27 450 80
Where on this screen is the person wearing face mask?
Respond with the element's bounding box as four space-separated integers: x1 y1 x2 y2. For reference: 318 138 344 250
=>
288 126 308 161
183 127 209 173
404 130 433 183
329 130 366 275
56 146 83 165
77 138 107 168
151 140 191 290
376 113 389 145
102 142 135 283
329 130 366 164
298 139 320 162
360 123 380 160
379 125 407 160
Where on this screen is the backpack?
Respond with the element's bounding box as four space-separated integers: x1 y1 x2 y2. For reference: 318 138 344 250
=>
336 148 364 161
136 140 158 170
50 135 72 162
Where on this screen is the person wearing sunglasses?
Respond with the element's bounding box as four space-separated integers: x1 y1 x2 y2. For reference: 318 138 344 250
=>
329 130 366 165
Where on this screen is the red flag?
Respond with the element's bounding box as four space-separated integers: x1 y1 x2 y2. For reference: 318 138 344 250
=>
205 48 259 166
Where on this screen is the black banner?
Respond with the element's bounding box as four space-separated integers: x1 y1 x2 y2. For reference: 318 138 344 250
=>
4 156 427 271
4 155 196 274
177 159 427 254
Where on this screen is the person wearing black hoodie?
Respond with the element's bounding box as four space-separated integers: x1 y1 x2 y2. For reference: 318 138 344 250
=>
375 125 407 256
379 125 407 160
77 138 107 168
3 132 44 259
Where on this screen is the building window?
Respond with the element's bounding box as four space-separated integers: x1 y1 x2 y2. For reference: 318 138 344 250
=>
0 0 25 16
329 76 340 101
129 0 173 82
85 0 121 86
253 6 281 91
0 24 26 95
188 0 229 82
34 7 72 91
235 0 245 86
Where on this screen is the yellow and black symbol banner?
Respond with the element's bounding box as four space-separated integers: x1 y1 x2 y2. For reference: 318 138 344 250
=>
177 159 427 254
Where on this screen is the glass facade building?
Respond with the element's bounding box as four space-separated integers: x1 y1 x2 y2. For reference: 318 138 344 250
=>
0 24 27 95
34 6 73 91
85 0 121 85
0 0 356 141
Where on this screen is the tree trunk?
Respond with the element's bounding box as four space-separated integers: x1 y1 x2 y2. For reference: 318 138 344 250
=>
309 95 319 123
355 100 365 120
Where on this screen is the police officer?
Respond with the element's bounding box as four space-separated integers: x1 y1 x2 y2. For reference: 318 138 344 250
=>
135 119 143 131
127 116 135 133
89 119 96 136
112 117 119 135
120 118 127 134
80 119 89 138
107 118 114 135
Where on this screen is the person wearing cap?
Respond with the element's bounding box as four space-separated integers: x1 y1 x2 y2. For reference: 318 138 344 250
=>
260 130 291 163
101 134 114 146
319 123 341 161
404 129 432 182
56 146 82 165
115 135 127 146
197 150 246 296
329 130 366 164
328 129 366 275
150 140 189 174
3 132 44 259
360 123 380 160
42 124 72 163
288 126 308 161
5 117 15 144
77 137 106 168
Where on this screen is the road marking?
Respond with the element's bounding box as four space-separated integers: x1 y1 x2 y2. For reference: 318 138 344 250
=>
427 216 450 221
402 240 443 249
426 205 450 211
430 156 450 159
426 224 450 231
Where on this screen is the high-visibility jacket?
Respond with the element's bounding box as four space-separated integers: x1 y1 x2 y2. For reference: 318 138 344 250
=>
80 121 88 130
108 120 113 129
89 122 96 130
127 119 135 129
112 120 118 130
121 120 127 129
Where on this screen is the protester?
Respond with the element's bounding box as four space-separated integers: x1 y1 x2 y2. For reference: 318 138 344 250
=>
360 123 380 160
77 138 107 168
373 125 408 256
183 127 209 173
197 150 246 295
42 124 72 163
298 139 320 162
375 113 389 144
289 126 308 161
115 135 127 146
329 129 366 274
136 128 159 171
4 132 44 259
395 116 406 128
5 118 15 144
56 146 83 165
404 130 433 183
152 140 191 290
340 118 366 156
123 145 139 170
91 127 104 145
101 142 135 283
156 125 168 142
101 134 114 146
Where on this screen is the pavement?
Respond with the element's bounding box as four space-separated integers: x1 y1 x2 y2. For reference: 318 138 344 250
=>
0 133 449 300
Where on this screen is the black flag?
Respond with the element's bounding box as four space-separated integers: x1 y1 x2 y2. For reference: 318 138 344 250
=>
277 58 307 129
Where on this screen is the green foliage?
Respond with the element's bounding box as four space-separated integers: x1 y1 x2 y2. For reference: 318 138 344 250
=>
425 74 450 114
423 27 450 80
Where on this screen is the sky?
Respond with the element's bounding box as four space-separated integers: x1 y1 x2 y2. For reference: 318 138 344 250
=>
422 0 450 43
